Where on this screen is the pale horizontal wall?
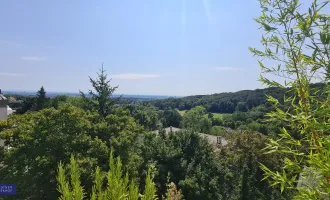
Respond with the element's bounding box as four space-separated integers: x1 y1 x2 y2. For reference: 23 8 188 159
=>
0 106 7 120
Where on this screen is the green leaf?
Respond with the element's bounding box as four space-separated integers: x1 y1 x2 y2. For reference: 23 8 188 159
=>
320 32 328 44
258 61 265 69
261 22 277 31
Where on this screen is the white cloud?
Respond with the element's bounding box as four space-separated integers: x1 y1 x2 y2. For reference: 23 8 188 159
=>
0 40 29 49
112 74 161 80
0 72 26 77
21 56 47 61
215 67 242 72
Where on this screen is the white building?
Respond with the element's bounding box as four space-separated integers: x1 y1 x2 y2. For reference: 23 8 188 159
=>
0 91 14 120
0 93 9 120
1 91 14 150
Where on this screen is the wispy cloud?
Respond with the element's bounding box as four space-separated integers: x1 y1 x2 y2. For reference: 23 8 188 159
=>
112 74 161 80
0 40 30 49
21 56 47 61
0 40 35 50
0 72 26 77
215 67 242 72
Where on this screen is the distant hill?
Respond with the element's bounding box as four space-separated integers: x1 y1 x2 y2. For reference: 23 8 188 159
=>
149 83 326 113
3 91 179 101
4 83 326 111
149 87 287 113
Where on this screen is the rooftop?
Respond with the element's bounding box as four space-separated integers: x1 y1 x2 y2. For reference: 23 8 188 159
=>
0 94 7 100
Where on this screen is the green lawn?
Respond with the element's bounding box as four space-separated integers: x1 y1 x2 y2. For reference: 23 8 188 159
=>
210 113 231 119
177 109 187 116
176 109 231 119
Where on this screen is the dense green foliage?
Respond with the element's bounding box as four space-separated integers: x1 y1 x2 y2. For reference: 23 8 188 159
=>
0 77 291 200
138 130 220 199
0 105 290 199
250 0 330 198
137 130 291 199
57 152 159 200
220 132 292 200
149 87 288 113
181 106 212 133
126 104 159 131
0 106 110 199
159 109 182 128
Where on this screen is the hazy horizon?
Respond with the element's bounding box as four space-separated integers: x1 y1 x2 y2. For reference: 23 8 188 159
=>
2 84 267 97
2 89 181 97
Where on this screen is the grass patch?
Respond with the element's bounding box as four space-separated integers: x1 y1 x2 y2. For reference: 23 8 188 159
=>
176 109 187 116
176 109 231 119
212 113 231 119
204 113 231 119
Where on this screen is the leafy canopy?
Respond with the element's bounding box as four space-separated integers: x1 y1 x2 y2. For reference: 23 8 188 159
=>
250 0 330 198
181 106 212 133
57 152 168 200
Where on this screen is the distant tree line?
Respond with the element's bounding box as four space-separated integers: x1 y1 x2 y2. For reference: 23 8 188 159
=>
149 87 287 113
149 83 327 114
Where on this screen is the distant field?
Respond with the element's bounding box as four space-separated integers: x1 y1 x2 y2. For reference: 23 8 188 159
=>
176 109 231 119
210 113 231 119
177 109 187 116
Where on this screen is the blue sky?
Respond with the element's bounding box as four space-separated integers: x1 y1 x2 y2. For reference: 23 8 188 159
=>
0 0 265 96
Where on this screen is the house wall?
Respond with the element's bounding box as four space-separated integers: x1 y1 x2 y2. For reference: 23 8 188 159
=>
0 106 7 120
7 106 13 115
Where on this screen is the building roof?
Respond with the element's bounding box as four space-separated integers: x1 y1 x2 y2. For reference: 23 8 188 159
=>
0 94 7 101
